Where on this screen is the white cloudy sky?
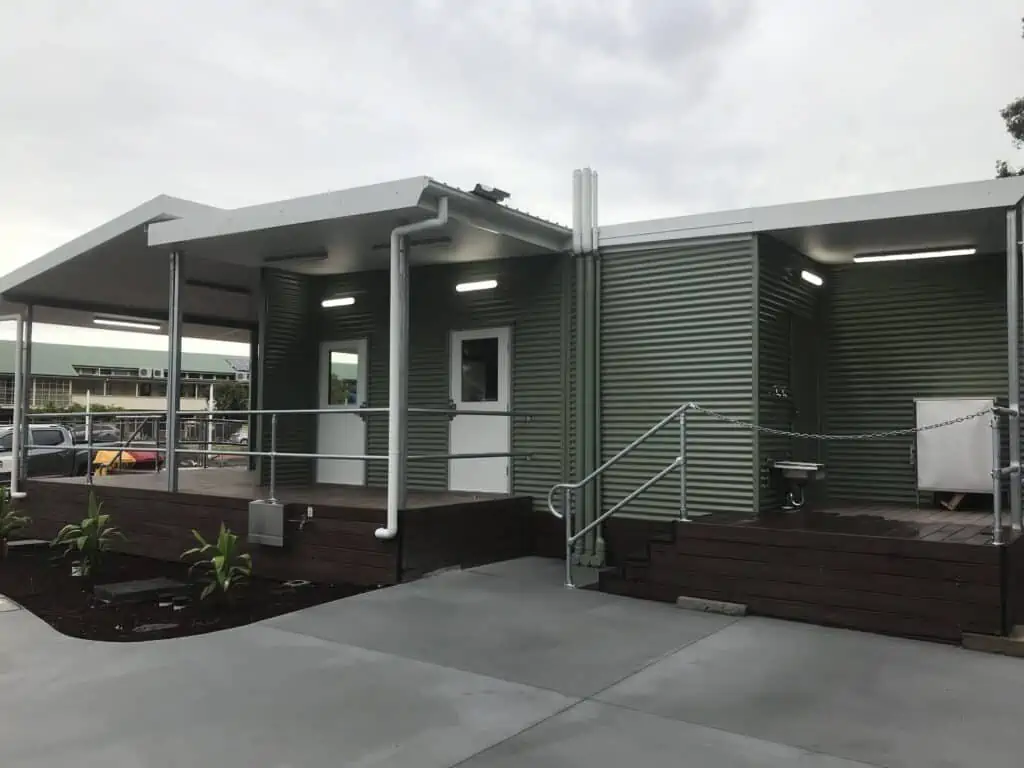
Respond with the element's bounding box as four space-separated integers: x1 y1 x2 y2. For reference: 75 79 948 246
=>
1 0 1022 355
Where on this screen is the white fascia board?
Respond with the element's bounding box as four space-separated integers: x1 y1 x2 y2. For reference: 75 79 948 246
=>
0 195 219 296
148 177 434 247
600 176 1024 249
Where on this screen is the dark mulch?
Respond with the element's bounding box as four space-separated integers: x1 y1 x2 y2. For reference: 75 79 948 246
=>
0 545 372 642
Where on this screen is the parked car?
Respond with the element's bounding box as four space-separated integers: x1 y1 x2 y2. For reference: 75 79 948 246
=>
70 424 121 445
229 424 248 446
0 424 90 484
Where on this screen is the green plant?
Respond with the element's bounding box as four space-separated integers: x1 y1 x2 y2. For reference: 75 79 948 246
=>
51 490 125 576
0 488 30 559
181 524 252 601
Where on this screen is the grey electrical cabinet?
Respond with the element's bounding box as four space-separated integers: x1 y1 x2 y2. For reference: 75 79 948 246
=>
914 397 995 494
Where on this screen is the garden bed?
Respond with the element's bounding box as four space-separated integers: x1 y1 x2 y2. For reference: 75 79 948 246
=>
0 544 372 642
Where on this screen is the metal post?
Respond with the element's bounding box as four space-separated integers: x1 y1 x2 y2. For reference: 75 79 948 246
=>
85 392 93 486
992 412 1003 545
1007 206 1022 531
680 409 689 522
19 305 32 484
9 314 24 499
564 486 574 588
269 412 278 503
166 250 184 492
205 386 214 469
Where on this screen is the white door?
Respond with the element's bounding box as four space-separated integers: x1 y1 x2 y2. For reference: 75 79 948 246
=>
317 339 368 485
449 327 511 493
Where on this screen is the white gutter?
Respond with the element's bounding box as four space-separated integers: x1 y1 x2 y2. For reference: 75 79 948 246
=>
375 196 450 540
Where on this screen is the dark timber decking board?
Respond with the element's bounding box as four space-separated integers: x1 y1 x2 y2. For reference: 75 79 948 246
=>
22 470 534 588
600 504 1021 644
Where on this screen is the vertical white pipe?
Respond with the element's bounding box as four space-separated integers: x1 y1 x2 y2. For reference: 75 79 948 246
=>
1008 207 1021 531
376 197 449 540
572 170 583 255
10 315 24 499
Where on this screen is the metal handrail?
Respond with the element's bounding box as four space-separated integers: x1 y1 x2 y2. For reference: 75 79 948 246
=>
549 401 695 589
26 406 526 419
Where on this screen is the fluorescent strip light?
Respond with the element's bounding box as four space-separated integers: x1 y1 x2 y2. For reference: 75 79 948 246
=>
456 279 498 293
93 317 162 332
321 296 355 308
800 270 823 287
853 247 977 264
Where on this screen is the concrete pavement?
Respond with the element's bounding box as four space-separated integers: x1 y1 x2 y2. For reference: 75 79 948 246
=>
1 556 1021 767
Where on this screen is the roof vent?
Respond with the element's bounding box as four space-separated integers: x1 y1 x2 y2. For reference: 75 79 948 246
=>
471 184 510 204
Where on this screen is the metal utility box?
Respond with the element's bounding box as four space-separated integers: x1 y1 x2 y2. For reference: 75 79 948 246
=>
914 397 995 494
248 499 285 547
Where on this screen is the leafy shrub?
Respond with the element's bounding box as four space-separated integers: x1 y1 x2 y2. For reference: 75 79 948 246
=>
0 487 29 558
51 490 125 576
181 524 252 601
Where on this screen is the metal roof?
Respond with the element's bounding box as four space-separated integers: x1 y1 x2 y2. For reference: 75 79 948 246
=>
600 176 1024 263
0 341 248 378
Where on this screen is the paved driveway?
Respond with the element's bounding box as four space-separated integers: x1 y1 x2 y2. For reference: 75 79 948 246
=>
1 557 1021 767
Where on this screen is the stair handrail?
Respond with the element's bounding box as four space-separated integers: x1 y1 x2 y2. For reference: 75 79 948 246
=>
548 401 697 589
546 401 694 520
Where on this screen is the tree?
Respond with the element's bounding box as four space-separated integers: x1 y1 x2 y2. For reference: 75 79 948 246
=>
996 17 1024 177
213 381 249 412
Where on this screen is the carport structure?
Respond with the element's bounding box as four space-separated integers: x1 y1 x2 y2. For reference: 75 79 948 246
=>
0 177 571 553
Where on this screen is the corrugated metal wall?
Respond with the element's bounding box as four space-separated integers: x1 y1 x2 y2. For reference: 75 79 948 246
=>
316 254 573 508
824 253 1007 503
756 236 825 512
599 236 757 519
258 269 318 485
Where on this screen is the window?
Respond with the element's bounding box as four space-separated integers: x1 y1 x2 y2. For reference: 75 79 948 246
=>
328 350 359 406
0 433 11 452
31 428 65 447
460 337 499 403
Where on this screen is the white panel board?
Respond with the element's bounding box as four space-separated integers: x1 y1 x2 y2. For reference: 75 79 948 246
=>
915 397 994 494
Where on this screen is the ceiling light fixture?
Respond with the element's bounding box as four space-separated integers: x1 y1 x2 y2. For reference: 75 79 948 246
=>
93 316 162 332
455 279 498 293
853 247 977 264
800 270 824 287
321 296 356 308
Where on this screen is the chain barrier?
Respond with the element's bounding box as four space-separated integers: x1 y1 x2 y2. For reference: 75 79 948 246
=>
688 404 994 441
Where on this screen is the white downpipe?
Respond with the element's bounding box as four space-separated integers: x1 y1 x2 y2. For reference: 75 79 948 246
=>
10 314 25 499
375 196 450 540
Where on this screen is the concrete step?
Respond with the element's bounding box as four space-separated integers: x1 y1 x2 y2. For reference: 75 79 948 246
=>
962 626 1024 657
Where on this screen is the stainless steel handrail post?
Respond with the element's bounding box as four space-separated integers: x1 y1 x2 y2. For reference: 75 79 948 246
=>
679 409 688 522
992 412 1003 545
269 413 278 504
85 399 93 487
564 486 574 589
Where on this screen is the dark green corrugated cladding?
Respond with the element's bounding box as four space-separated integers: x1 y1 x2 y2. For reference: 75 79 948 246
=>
256 254 575 516
823 252 1008 504
599 236 758 519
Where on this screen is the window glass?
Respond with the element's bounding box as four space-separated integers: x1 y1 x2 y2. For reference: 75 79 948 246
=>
0 433 12 452
328 350 359 406
460 337 499 402
32 428 65 447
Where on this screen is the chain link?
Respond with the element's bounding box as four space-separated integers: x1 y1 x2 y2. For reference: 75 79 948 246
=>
689 404 993 441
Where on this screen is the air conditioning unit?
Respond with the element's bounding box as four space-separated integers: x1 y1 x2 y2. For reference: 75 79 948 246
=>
138 368 153 378
153 368 167 379
235 371 250 382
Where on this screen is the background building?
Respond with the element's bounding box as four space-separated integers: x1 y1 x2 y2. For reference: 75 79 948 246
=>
0 340 249 412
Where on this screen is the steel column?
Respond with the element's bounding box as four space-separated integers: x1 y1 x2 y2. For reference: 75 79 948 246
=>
19 305 32 484
166 250 184 493
1009 207 1022 531
10 314 24 499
